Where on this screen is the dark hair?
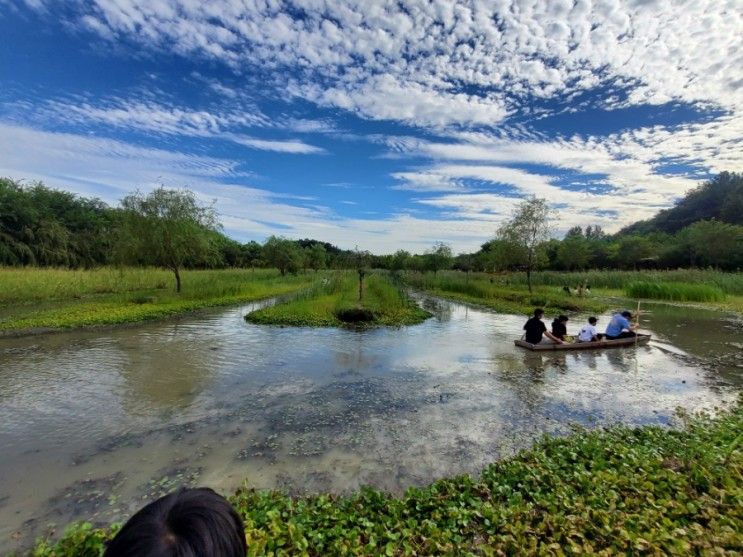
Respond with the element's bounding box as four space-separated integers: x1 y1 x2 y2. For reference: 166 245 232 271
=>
621 310 632 319
104 488 246 557
533 308 544 317
588 316 597 325
558 315 569 322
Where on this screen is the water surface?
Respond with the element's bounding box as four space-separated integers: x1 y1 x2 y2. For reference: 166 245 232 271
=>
1 296 740 552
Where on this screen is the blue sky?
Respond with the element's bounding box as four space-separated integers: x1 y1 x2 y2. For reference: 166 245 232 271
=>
1 0 741 253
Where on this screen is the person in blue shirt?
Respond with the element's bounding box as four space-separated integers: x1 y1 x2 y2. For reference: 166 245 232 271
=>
605 310 637 340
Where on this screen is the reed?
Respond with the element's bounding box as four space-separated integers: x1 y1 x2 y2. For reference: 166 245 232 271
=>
500 269 743 295
625 281 726 302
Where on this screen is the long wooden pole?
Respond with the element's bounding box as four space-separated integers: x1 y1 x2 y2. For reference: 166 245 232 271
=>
635 299 641 347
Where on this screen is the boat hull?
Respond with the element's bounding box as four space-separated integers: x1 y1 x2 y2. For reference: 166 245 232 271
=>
515 334 651 351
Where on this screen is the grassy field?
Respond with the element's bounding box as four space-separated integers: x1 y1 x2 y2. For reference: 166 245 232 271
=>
505 269 743 296
626 281 726 302
246 271 431 327
0 267 315 333
403 271 611 316
33 397 742 556
404 270 743 317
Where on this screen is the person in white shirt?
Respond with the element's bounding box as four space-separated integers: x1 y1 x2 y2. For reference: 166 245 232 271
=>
578 316 602 342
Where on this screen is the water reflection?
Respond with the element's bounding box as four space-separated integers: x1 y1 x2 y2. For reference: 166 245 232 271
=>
118 324 218 413
0 297 740 553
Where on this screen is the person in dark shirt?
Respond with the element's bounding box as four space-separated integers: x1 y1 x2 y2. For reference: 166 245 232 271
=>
551 315 569 340
523 308 563 345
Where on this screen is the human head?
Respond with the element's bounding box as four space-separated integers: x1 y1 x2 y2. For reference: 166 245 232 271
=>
558 315 569 323
588 316 597 325
621 310 632 319
104 488 246 557
533 308 544 318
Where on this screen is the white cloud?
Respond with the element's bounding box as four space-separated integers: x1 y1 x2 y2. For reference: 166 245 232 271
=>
6 1 742 248
36 0 742 126
292 75 510 129
227 134 326 154
390 170 467 192
31 98 268 134
0 122 500 252
14 98 327 155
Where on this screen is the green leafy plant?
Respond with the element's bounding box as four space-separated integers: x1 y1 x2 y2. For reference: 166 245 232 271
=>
33 398 743 556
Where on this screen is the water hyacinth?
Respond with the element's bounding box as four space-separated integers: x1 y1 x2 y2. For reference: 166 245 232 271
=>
32 397 743 556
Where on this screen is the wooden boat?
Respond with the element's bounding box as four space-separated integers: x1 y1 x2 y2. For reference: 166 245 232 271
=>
515 334 651 351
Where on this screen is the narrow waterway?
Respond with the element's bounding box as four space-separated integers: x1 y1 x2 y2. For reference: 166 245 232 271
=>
0 296 740 552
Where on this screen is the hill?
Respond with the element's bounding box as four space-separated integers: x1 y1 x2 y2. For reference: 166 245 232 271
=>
620 171 743 235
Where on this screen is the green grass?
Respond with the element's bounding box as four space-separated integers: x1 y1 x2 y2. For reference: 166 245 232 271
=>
626 281 727 302
403 271 610 316
246 272 431 327
504 269 743 296
0 267 315 333
32 397 743 556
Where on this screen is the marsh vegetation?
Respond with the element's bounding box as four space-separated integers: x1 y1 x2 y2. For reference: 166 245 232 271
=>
245 272 431 327
0 267 313 333
33 398 743 556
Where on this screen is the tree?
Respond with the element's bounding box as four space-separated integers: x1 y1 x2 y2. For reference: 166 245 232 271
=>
685 220 743 269
424 242 453 275
497 197 551 292
478 238 525 272
353 247 372 300
557 235 590 270
614 236 654 269
116 187 219 292
584 225 606 240
390 249 411 272
306 243 327 272
0 178 115 267
453 253 476 274
262 236 303 276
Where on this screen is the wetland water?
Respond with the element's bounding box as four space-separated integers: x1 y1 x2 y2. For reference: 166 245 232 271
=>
1 296 741 552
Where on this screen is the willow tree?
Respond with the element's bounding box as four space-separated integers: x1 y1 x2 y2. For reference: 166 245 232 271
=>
115 187 219 292
425 242 453 275
497 197 551 293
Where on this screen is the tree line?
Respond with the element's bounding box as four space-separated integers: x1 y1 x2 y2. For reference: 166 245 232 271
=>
1 172 741 292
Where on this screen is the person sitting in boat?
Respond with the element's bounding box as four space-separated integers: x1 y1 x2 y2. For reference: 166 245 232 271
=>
578 316 602 342
604 310 637 340
551 315 569 341
524 308 564 345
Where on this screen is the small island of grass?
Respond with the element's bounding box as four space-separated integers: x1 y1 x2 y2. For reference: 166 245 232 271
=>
245 272 431 327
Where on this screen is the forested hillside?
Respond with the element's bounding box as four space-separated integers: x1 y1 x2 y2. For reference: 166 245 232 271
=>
620 171 743 235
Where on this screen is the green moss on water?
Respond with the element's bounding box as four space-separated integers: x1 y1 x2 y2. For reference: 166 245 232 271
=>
245 272 431 327
32 398 743 556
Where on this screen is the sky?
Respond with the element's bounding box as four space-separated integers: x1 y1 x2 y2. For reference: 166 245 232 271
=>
0 0 741 253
